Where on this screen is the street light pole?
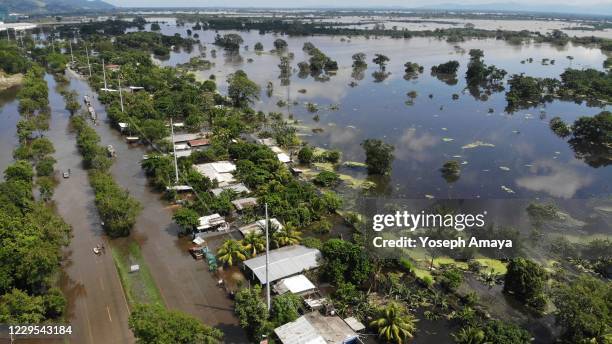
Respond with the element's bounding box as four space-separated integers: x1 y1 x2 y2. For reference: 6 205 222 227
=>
265 203 270 311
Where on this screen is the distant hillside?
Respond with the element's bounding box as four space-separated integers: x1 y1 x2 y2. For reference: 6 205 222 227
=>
4 0 114 14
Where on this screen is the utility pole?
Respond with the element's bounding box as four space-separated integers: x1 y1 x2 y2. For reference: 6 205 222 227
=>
102 58 108 90
69 40 75 64
265 203 270 311
85 44 92 78
170 118 179 184
118 74 124 113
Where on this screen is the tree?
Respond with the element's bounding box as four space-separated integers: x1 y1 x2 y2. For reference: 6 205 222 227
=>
372 54 390 70
481 320 531 344
352 53 367 68
297 146 314 164
270 293 301 326
431 60 460 75
361 139 395 175
313 171 340 187
273 38 288 50
553 275 610 343
452 326 485 344
227 70 260 107
549 117 570 137
440 160 461 183
503 258 547 312
173 208 199 234
214 33 243 50
216 239 247 266
0 289 46 323
150 23 161 31
128 303 223 344
234 285 271 341
272 225 302 248
4 160 33 183
370 302 418 344
241 232 265 257
37 177 55 202
254 42 264 51
321 239 372 286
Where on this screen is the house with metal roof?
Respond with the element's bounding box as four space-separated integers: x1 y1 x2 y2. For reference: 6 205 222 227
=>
274 312 359 344
231 197 258 211
193 161 236 187
273 274 316 296
210 183 250 197
242 245 321 284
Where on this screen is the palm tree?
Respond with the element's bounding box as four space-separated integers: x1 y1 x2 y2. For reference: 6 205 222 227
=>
370 302 418 344
241 232 265 257
217 239 247 266
451 326 485 344
272 225 302 248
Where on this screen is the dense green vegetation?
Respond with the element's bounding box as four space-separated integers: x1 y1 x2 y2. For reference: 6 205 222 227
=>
71 115 141 237
503 258 547 312
0 41 30 74
361 139 395 175
128 303 223 343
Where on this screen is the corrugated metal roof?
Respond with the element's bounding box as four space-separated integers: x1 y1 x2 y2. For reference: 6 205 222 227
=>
243 245 321 284
211 183 250 197
274 315 326 344
274 274 316 295
274 312 358 344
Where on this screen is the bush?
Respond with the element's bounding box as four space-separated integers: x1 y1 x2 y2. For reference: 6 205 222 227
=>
439 268 463 291
297 146 314 164
399 258 414 273
313 171 340 187
301 237 322 250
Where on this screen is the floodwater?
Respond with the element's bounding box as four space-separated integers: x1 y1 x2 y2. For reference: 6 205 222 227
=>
145 22 611 200
63 73 248 342
0 86 20 172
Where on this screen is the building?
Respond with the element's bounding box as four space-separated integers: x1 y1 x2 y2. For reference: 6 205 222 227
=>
188 138 210 148
238 218 283 237
193 161 236 187
243 245 321 284
211 183 250 197
274 312 359 344
231 197 258 211
196 214 227 231
273 274 316 296
167 132 208 144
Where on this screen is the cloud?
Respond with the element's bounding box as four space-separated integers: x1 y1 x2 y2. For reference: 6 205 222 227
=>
515 160 593 198
395 127 438 161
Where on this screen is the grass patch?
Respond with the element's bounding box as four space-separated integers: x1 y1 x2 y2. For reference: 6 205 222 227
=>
433 257 469 270
110 240 164 307
474 258 507 274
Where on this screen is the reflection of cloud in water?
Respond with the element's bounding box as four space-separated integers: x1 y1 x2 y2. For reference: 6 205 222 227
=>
328 126 359 146
396 127 438 161
515 160 593 198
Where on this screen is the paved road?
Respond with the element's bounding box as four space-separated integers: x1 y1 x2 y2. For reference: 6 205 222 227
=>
68 76 248 343
45 74 133 344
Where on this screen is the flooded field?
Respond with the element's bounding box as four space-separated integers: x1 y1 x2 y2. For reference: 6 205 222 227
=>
141 21 611 201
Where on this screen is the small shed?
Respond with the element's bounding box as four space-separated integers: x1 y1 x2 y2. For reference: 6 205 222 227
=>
211 183 250 197
196 214 227 231
274 274 316 295
188 138 210 148
231 197 258 211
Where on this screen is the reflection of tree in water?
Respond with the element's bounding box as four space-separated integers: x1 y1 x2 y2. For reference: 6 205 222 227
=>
351 66 366 81
223 50 243 65
431 71 458 85
372 71 391 83
568 138 611 168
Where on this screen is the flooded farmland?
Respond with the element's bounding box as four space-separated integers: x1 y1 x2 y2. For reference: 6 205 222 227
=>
140 20 611 201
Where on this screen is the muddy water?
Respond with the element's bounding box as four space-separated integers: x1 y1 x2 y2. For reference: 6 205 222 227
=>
64 74 247 342
0 86 20 172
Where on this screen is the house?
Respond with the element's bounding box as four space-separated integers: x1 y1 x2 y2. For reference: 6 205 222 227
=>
238 218 283 237
242 245 321 284
273 274 316 296
231 197 258 211
196 214 228 231
193 161 236 187
167 132 209 144
274 312 359 344
211 183 250 197
188 138 210 148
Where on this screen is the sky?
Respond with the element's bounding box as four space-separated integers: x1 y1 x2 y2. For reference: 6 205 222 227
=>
103 0 611 8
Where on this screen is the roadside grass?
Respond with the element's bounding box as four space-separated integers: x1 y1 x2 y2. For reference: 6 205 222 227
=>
474 258 507 274
110 240 164 307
